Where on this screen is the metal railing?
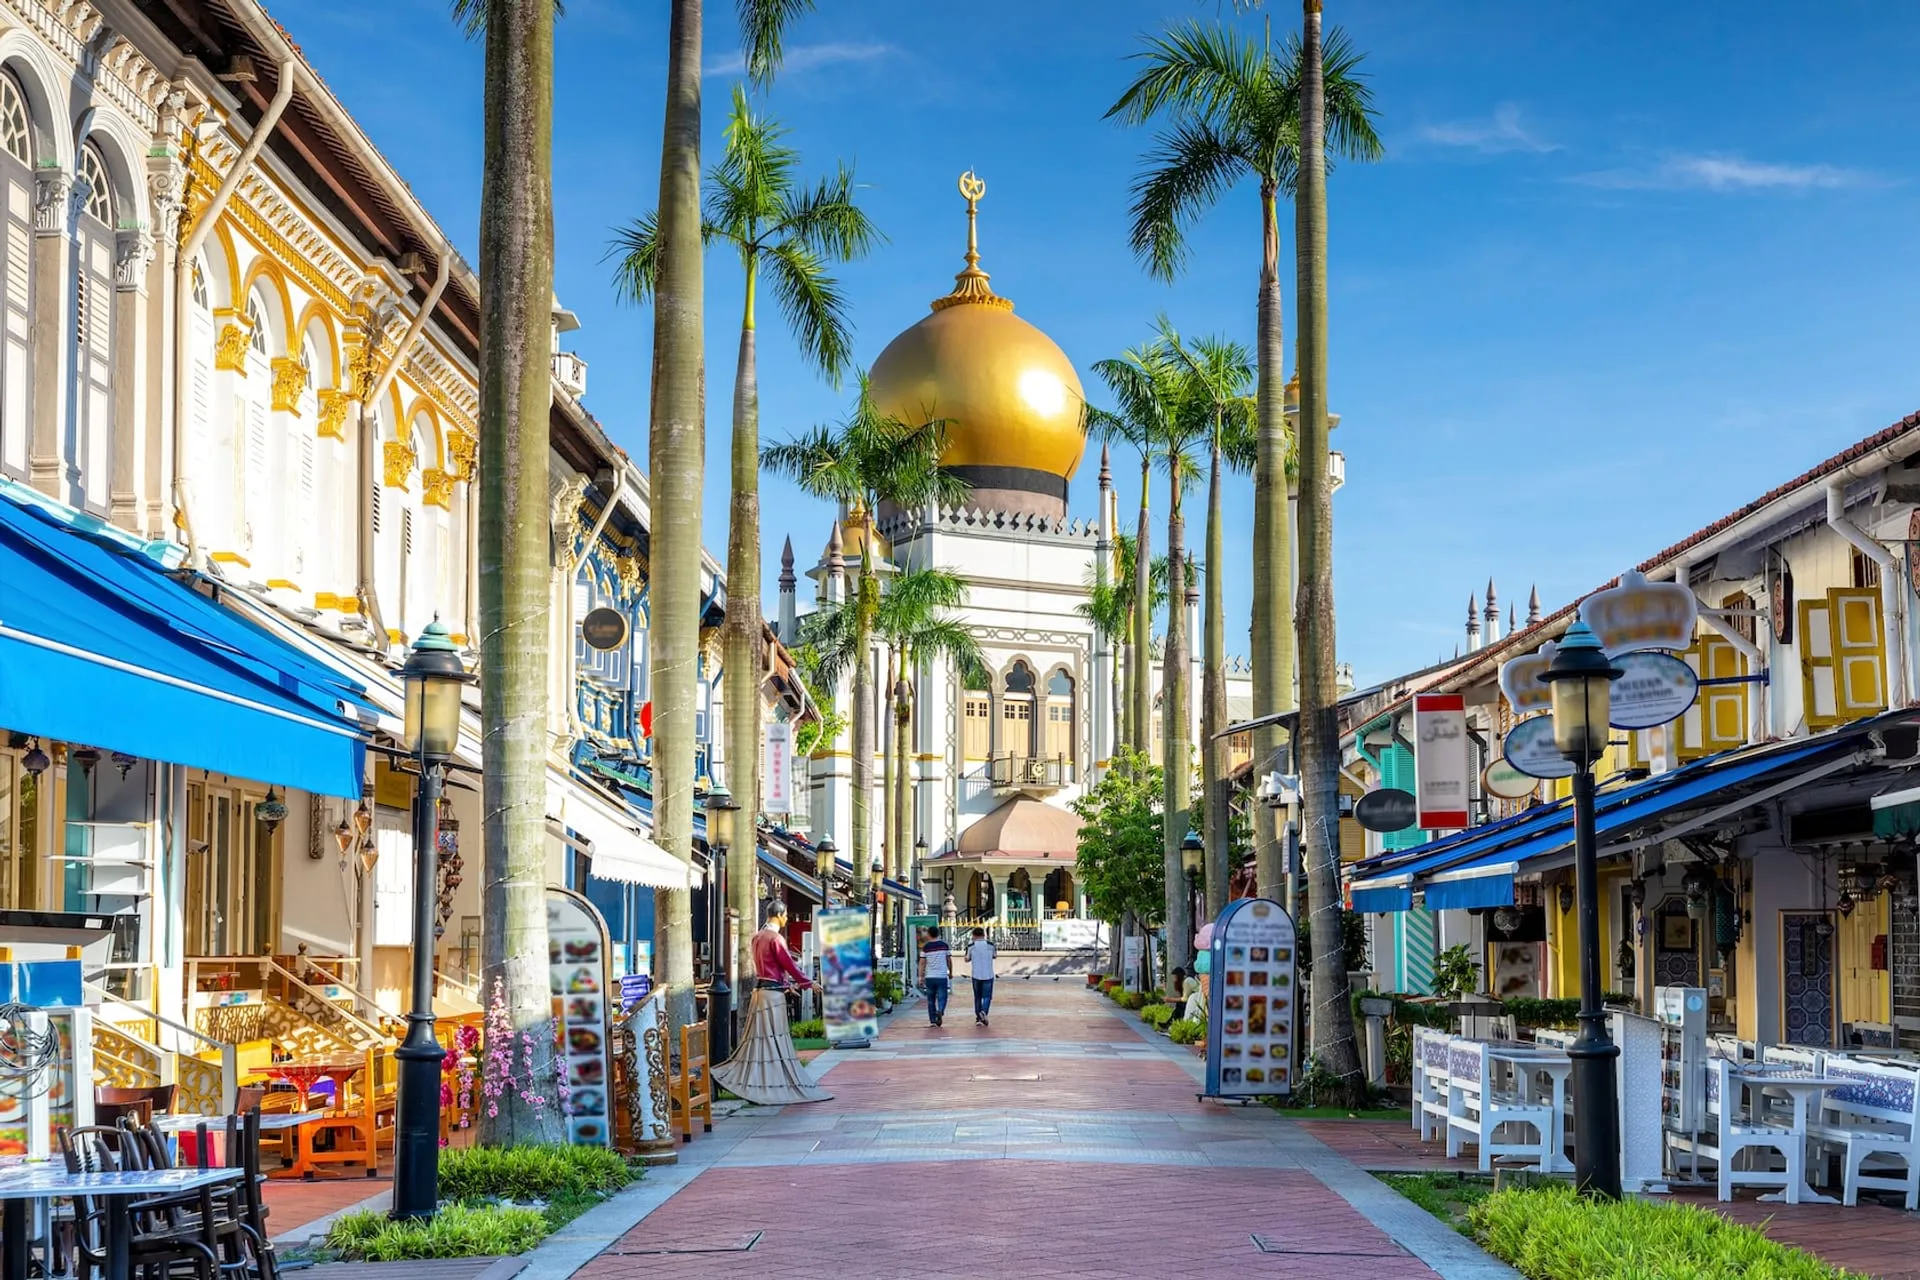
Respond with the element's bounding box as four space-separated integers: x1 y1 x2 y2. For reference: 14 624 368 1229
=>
988 753 1069 790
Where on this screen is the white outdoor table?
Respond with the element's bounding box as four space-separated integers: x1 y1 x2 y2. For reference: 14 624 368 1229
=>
1486 1045 1574 1174
1731 1070 1837 1204
0 1164 244 1280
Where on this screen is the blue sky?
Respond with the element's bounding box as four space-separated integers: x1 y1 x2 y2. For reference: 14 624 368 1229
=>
274 0 1920 689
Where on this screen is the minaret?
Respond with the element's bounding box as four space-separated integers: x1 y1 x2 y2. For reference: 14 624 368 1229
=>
1092 443 1114 779
1527 585 1542 627
823 521 846 606
1467 593 1482 652
1508 603 1517 637
1484 579 1500 644
776 536 797 642
1186 551 1202 748
813 520 851 851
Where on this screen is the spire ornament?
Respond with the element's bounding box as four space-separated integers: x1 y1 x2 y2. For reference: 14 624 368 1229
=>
932 170 1013 313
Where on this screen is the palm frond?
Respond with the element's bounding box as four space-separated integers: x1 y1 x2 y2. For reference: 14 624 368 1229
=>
762 423 861 506
733 0 816 88
709 84 798 234
605 214 662 305
451 0 563 38
1106 19 1265 127
765 239 856 384
777 164 887 264
1126 119 1247 283
1287 27 1386 165
796 602 858 687
878 566 970 622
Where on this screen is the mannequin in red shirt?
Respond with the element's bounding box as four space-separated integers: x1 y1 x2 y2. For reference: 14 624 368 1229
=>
713 902 831 1105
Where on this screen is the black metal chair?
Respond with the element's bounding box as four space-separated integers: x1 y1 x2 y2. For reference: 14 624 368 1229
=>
57 1127 219 1280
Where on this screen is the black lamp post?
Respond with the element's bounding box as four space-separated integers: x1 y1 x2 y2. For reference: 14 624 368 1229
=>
814 837 837 1022
1540 619 1623 1200
392 619 472 1221
1181 828 1204 934
869 853 884 971
706 784 738 1065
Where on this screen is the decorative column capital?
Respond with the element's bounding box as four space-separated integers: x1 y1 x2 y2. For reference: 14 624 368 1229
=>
270 356 307 413
214 321 250 373
113 228 154 292
421 468 453 510
33 169 70 236
316 388 351 440
446 427 476 481
383 439 416 490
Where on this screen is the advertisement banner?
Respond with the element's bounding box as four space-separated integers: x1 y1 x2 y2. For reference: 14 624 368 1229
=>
1122 935 1144 990
1204 897 1298 1099
1580 570 1698 656
815 908 878 1045
763 721 794 814
1040 919 1105 951
1412 693 1471 830
547 888 613 1147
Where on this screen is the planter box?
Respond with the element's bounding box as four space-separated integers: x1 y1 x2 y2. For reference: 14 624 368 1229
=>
1358 998 1394 1019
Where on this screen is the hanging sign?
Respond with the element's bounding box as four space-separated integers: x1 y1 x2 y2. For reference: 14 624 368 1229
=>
1581 570 1697 655
580 607 629 652
1204 897 1298 1099
1412 694 1471 830
1499 643 1555 717
547 887 613 1147
638 701 653 739
763 721 795 813
816 907 878 1045
1608 651 1700 730
1353 788 1418 834
1483 756 1540 800
1501 716 1575 780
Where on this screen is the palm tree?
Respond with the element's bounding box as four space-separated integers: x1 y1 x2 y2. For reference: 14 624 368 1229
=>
641 0 813 1033
610 85 880 989
1107 17 1381 908
1165 330 1256 923
1077 533 1168 757
1294 0 1364 1103
452 0 563 1146
764 383 967 901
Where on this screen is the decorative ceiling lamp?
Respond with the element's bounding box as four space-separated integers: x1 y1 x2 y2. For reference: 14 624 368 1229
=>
21 740 48 777
111 751 136 780
71 746 100 777
258 788 289 832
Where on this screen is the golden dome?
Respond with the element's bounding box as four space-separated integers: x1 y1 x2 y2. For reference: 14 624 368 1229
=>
867 173 1086 518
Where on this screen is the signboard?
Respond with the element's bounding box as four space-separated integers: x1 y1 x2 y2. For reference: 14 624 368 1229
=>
1040 919 1105 951
905 914 940 932
1352 788 1417 834
1581 570 1697 656
1482 756 1540 800
1122 935 1144 991
1204 897 1298 1099
580 606 629 652
1499 643 1555 717
1608 651 1700 729
546 888 613 1147
618 973 652 1010
1412 694 1470 830
815 908 878 1045
763 721 795 813
1501 715 1575 780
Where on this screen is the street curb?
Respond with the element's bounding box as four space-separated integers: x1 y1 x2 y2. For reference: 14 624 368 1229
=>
273 1186 392 1247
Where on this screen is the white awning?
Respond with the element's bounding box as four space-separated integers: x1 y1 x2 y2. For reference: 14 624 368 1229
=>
546 772 697 889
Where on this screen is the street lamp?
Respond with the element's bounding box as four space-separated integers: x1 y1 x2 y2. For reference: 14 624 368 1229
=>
869 853 884 968
814 837 837 1022
1540 618 1623 1200
705 785 738 1065
1181 828 1204 933
393 619 473 1222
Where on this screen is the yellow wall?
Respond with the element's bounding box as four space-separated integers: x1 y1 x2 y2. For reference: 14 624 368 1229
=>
1734 922 1758 1040
1838 895 1891 1028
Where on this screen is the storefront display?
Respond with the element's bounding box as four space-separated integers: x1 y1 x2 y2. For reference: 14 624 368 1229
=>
546 888 612 1147
1203 897 1298 1099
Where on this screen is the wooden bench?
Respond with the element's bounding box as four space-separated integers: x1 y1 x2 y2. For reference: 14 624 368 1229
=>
302 1048 394 1176
669 1022 713 1144
1444 1039 1552 1173
1807 1058 1920 1208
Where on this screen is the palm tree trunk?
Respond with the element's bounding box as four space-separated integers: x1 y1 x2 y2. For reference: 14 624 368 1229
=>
849 515 877 903
1162 475 1191 976
894 669 913 935
475 0 560 1146
1251 177 1295 912
1296 0 1363 1103
723 271 763 987
647 0 705 1035
879 646 896 922
1203 437 1229 921
1130 463 1152 767
1114 620 1128 757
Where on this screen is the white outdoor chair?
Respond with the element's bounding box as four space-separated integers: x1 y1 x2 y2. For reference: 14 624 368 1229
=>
1807 1058 1920 1209
1667 1057 1807 1202
1444 1039 1553 1173
1762 1044 1823 1072
1413 1027 1453 1141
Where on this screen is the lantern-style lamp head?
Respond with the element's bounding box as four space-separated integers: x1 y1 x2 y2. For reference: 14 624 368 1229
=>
815 836 838 883
1180 828 1204 878
915 835 929 856
870 854 884 892
400 618 472 762
1540 620 1621 760
706 784 737 853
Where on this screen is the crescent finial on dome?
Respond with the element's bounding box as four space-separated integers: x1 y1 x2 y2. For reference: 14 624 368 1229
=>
933 169 1014 313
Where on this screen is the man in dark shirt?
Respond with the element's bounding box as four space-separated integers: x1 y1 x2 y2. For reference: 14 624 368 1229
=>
918 928 953 1027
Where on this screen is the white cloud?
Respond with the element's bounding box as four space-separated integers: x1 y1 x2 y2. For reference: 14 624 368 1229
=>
1417 104 1557 155
1573 153 1871 192
704 41 898 79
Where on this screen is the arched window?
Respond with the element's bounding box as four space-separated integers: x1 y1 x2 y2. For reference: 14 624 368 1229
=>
184 257 221 538
1001 661 1036 758
0 72 32 479
1045 668 1075 766
72 143 116 512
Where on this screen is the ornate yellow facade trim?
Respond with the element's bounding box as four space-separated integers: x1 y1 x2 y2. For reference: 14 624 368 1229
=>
421 468 454 510
446 428 477 480
383 441 417 490
270 358 307 414
613 551 646 599
317 389 351 441
214 323 250 374
209 550 251 569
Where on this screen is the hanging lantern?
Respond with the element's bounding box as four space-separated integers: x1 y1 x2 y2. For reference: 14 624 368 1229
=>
1838 891 1856 919
1683 865 1715 905
1557 883 1574 914
1492 906 1520 936
72 746 100 777
1616 938 1636 982
257 789 289 832
1627 878 1647 910
111 751 136 779
21 741 49 777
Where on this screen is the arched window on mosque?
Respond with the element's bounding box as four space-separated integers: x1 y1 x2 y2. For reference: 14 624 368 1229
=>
73 142 115 512
0 71 33 479
1045 667 1075 766
962 662 991 764
1001 660 1035 758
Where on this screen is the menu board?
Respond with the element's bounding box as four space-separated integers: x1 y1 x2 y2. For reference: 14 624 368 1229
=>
546 889 612 1146
816 908 878 1045
1204 897 1298 1099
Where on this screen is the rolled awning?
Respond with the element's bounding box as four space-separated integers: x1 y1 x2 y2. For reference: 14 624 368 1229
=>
547 772 697 889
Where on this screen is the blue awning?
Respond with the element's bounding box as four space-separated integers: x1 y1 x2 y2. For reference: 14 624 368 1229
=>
757 847 825 905
836 858 924 904
0 494 368 797
1350 737 1857 914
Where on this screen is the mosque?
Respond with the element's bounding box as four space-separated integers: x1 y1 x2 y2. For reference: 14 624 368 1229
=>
774 174 1255 941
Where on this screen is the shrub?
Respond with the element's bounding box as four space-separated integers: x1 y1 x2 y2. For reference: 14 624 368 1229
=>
437 1143 631 1204
1139 1003 1175 1029
790 1018 825 1041
1500 998 1581 1029
1114 990 1149 1011
874 970 905 1005
1469 1184 1854 1279
1431 945 1480 1001
326 1203 549 1261
1168 1017 1205 1045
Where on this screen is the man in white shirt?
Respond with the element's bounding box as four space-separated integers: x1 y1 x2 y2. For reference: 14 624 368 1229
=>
966 927 997 1026
918 928 952 1027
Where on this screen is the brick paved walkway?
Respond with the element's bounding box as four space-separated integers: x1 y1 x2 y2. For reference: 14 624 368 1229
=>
564 973 1510 1279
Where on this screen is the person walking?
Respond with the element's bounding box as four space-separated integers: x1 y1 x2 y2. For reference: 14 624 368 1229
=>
966 927 997 1026
918 928 952 1027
